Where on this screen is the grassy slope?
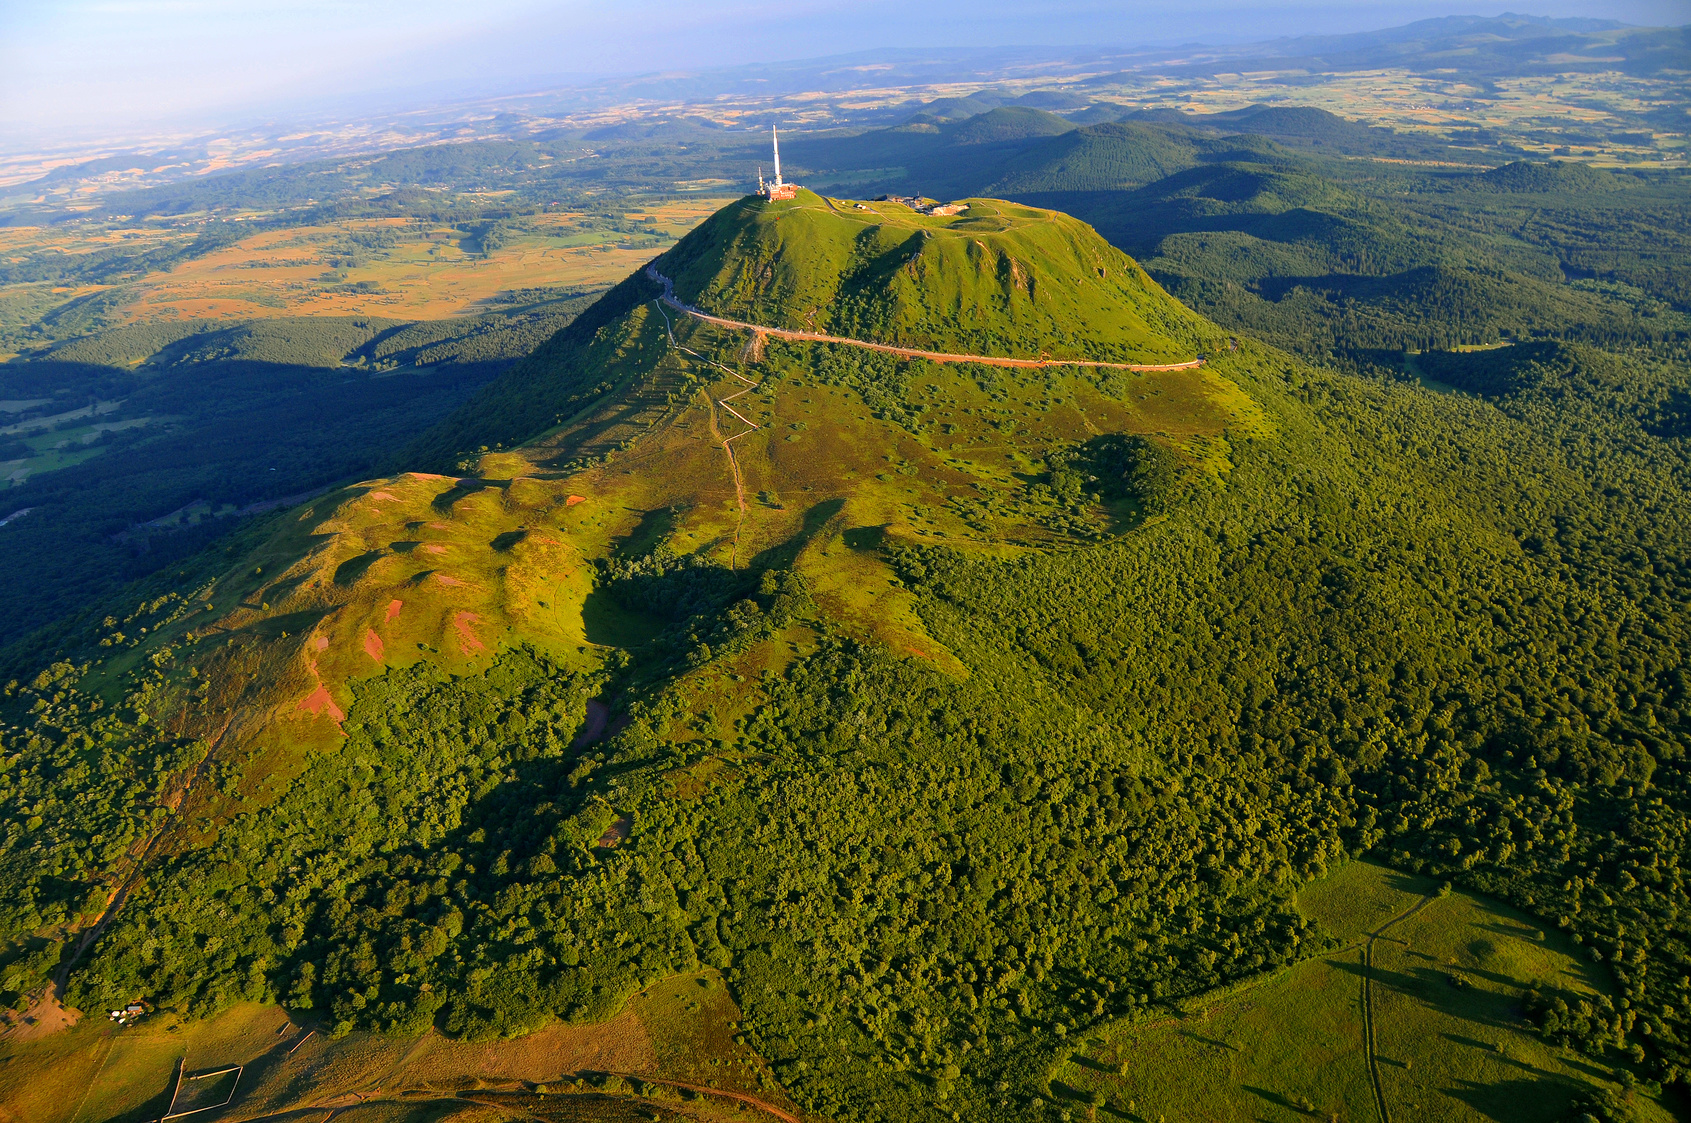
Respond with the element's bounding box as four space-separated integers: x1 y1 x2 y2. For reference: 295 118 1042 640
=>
655 191 1212 364
0 298 600 651
1052 861 1671 1123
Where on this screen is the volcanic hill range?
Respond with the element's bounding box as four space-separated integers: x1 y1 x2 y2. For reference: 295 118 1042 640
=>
95 189 1246 757
3 188 1675 1122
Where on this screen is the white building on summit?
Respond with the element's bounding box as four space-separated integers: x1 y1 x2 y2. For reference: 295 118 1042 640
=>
757 125 798 200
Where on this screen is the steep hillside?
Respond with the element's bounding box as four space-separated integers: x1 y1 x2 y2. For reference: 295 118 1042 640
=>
1 192 1688 1123
655 191 1207 364
1477 158 1625 194
0 297 598 650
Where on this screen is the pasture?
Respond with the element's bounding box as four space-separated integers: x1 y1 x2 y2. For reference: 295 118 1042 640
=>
0 971 802 1123
1048 861 1674 1122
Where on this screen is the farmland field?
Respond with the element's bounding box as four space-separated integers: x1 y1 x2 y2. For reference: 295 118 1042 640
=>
0 198 731 355
0 973 803 1123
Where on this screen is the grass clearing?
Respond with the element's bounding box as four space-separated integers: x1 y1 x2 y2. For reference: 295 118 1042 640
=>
1049 861 1674 1123
0 1001 289 1123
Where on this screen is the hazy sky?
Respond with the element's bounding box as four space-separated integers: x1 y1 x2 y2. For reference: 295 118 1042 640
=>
3 0 1685 143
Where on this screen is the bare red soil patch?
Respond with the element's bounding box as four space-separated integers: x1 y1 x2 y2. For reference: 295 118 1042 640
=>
424 544 447 555
566 494 588 507
596 816 631 848
452 612 486 654
297 684 345 722
385 599 403 621
363 629 384 662
312 635 329 651
0 982 78 1042
368 491 398 502
407 472 450 481
433 574 466 587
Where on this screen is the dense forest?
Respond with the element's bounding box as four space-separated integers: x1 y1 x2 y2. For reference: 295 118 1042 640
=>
13 330 1691 1121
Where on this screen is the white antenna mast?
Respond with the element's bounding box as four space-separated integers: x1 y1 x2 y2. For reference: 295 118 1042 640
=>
760 124 796 199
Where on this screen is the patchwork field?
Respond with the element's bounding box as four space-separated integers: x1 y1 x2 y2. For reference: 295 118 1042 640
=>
0 198 731 351
0 399 148 486
1048 861 1674 1123
114 204 728 323
1110 68 1686 165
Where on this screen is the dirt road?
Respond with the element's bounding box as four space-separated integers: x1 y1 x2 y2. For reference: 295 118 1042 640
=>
645 266 1203 373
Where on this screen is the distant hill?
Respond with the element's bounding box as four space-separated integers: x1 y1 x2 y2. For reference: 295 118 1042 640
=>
984 122 1285 193
905 90 1096 123
946 106 1075 145
1122 103 1445 159
1135 13 1688 80
973 123 1690 364
1477 159 1623 193
782 102 1469 205
1007 158 1688 360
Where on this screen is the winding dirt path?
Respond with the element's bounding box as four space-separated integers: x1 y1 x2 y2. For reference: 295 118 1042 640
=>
653 297 764 566
1358 894 1436 1123
1360 941 1387 1123
647 260 1202 566
642 263 1203 370
646 265 1204 372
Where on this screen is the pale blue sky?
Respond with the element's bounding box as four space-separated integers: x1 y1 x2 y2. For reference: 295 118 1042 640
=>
2 0 1684 140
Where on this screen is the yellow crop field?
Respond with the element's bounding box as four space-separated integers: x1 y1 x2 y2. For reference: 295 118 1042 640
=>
1091 66 1684 165
0 198 733 334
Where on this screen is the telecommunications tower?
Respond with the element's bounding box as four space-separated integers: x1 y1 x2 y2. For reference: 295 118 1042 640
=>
758 125 798 200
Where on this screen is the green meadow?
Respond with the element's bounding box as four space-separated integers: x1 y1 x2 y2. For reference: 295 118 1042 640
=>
1054 862 1669 1122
